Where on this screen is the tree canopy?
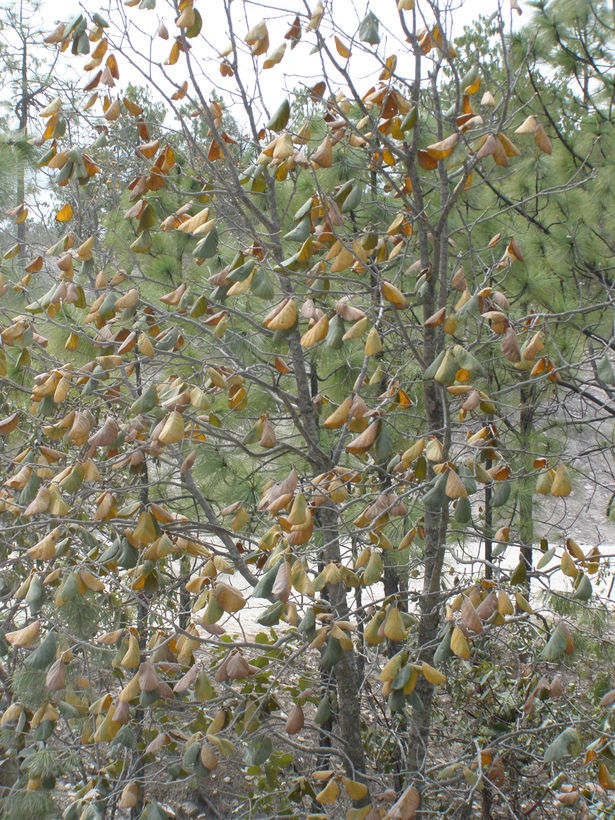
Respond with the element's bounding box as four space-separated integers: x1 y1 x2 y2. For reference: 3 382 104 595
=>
0 0 615 818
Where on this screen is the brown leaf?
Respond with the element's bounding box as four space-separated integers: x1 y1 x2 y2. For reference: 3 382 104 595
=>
476 133 498 160
272 561 292 602
45 658 66 691
311 136 333 168
501 327 521 363
461 597 483 633
600 689 615 708
424 306 446 327
226 651 256 679
475 590 497 621
426 133 459 160
534 123 552 154
138 661 159 692
285 704 304 734
346 420 379 454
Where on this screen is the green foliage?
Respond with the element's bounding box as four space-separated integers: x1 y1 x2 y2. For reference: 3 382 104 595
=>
1 790 57 820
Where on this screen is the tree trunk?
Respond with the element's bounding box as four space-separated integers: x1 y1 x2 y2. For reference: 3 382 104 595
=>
519 386 536 591
321 505 369 796
484 464 493 580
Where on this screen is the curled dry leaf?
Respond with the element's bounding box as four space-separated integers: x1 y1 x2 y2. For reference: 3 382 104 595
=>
426 132 458 160
285 703 304 734
445 468 467 499
145 732 170 755
45 657 66 691
6 620 40 648
272 561 291 602
501 327 521 362
424 306 446 327
200 743 218 771
225 651 257 680
346 420 379 454
461 596 483 634
214 582 246 613
311 136 333 169
138 661 159 692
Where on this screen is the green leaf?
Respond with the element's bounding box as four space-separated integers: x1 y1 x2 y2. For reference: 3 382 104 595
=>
341 183 363 213
266 99 290 132
423 473 449 510
510 560 527 585
537 547 555 569
433 626 451 666
186 9 203 38
257 600 285 626
544 727 581 764
573 573 592 601
540 623 568 662
250 267 274 300
314 695 332 726
597 356 615 385
25 631 57 671
321 636 342 669
243 735 272 766
284 215 311 243
193 228 219 260
252 564 279 600
359 11 380 45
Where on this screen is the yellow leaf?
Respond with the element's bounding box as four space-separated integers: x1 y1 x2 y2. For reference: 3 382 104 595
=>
342 777 368 801
551 464 571 497
307 1 324 31
55 203 73 223
301 315 328 348
176 5 196 28
560 550 577 578
445 469 467 499
426 133 458 160
497 590 513 616
365 327 382 356
514 591 532 613
263 298 297 332
158 411 184 445
120 634 141 669
324 397 352 429
450 626 470 660
39 97 62 118
316 777 339 805
383 606 406 642
263 42 286 69
334 36 351 58
6 620 41 648
599 763 615 790
104 99 121 121
422 661 445 685
166 40 181 66
381 281 408 308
